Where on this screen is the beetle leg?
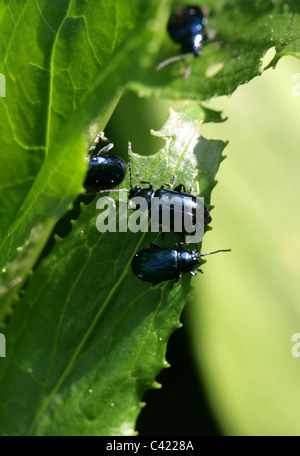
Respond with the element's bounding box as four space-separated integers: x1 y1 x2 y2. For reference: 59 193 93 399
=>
94 131 109 143
175 242 185 251
96 142 114 156
161 174 176 189
173 183 186 193
88 144 96 155
139 180 153 187
170 273 181 289
88 131 110 155
134 172 153 188
190 268 203 277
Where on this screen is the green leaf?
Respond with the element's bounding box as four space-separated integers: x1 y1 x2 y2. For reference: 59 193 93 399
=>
129 0 300 99
0 102 227 436
2 0 298 437
0 0 168 321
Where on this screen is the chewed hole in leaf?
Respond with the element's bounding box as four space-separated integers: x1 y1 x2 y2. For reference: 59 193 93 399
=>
260 46 277 71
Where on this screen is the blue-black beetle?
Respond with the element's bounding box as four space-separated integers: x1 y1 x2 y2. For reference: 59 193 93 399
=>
131 243 230 285
84 132 127 190
157 5 207 72
127 142 212 234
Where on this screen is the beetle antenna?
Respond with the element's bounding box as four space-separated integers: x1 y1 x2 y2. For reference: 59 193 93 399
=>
156 52 194 71
128 141 133 189
200 249 231 257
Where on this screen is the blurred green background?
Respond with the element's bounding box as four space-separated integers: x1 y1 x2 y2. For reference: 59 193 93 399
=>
106 53 300 436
